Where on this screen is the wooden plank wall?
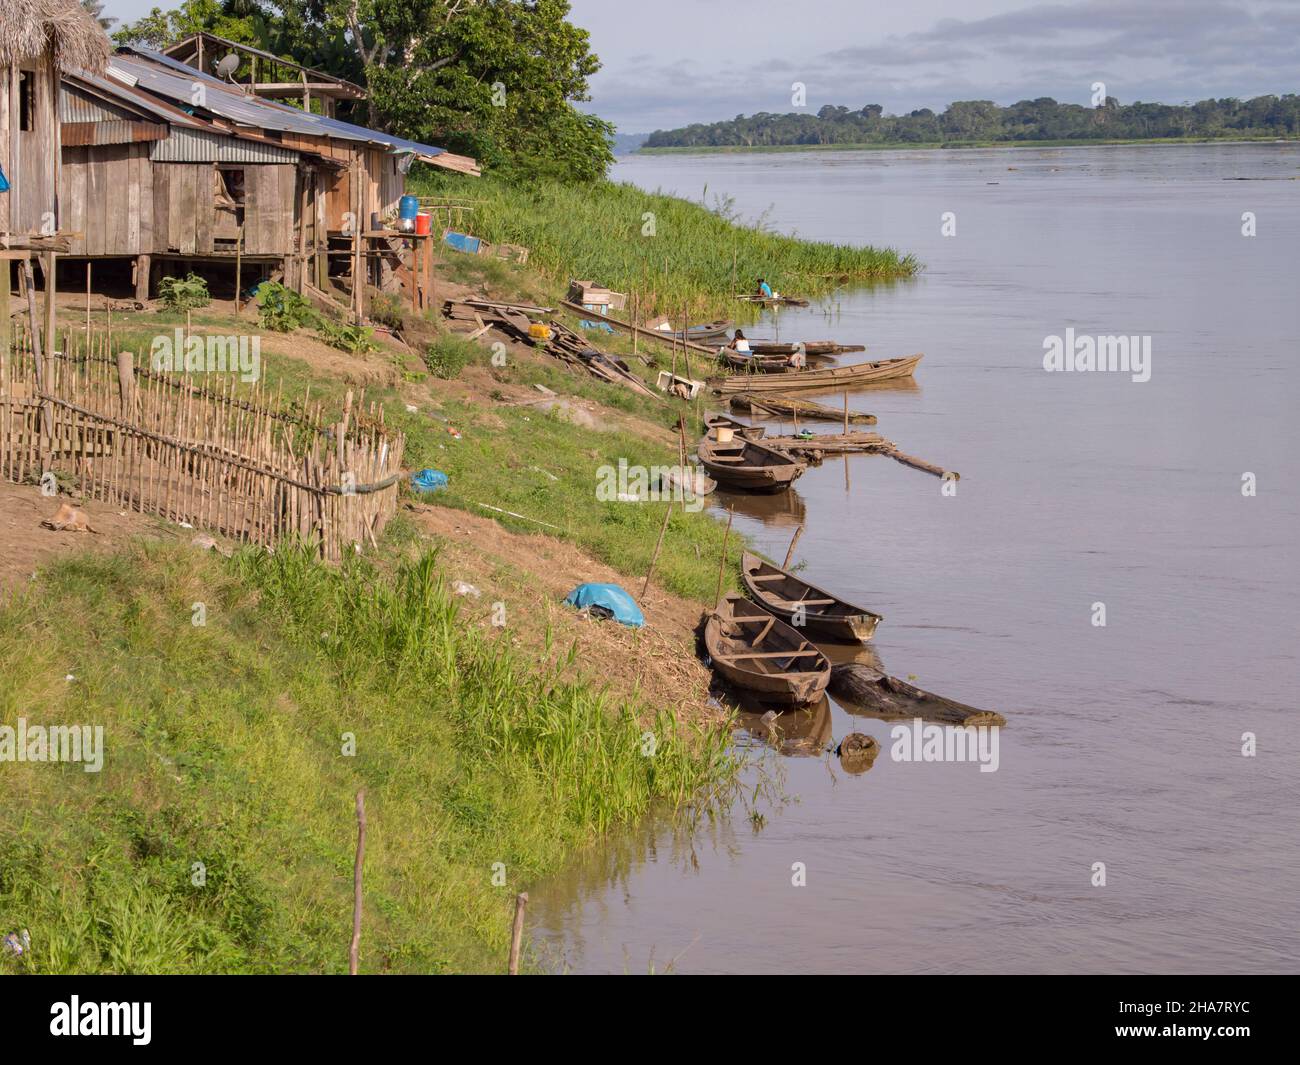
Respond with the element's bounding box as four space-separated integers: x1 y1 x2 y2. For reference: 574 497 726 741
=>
12 58 59 235
243 164 295 254
61 143 154 256
1 71 11 236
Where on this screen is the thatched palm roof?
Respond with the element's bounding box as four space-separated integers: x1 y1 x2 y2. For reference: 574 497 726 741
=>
0 0 111 74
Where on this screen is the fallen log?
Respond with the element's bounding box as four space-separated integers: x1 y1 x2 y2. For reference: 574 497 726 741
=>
830 664 1005 727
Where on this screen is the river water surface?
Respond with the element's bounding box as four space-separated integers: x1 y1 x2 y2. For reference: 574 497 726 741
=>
531 144 1300 974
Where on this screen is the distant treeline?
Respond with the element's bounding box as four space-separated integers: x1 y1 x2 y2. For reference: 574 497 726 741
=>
644 96 1300 148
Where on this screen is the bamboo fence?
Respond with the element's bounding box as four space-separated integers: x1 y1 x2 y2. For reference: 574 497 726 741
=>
0 325 405 560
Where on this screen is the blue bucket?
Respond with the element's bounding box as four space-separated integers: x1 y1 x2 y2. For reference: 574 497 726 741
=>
398 195 420 221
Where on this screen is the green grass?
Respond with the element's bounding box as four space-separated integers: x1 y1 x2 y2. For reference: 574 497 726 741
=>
0 543 736 974
399 393 732 603
411 173 918 318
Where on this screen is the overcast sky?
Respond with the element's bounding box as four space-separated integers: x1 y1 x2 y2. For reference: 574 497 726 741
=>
102 0 1300 133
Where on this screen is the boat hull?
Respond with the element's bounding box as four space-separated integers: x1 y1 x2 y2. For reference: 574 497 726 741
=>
740 551 883 643
710 354 923 394
705 595 831 704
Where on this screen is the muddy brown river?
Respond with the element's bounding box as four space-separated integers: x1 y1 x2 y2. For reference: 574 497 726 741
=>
530 143 1300 974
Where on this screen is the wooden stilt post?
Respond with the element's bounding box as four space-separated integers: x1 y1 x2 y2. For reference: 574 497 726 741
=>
843 391 849 435
235 231 243 315
134 254 151 303
86 263 92 344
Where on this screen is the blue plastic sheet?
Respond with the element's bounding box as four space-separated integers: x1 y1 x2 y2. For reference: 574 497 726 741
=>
0 165 8 193
564 583 645 628
579 320 616 333
411 468 449 494
443 231 482 254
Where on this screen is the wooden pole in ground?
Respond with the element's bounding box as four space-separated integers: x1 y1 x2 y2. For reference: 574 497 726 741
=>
783 523 805 569
681 300 693 382
85 263 91 345
713 506 735 607
349 789 366 975
631 289 638 359
234 230 242 315
640 502 673 600
508 891 528 975
843 391 849 435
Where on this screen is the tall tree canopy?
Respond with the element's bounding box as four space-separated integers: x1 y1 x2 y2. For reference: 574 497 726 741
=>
115 0 613 183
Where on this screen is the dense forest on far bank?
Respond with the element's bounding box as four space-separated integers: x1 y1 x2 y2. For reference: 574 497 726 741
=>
644 94 1300 149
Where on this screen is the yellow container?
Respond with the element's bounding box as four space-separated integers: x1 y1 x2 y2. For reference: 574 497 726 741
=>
528 323 552 341
715 426 735 444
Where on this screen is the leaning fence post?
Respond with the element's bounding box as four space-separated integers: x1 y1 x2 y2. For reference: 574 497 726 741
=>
349 789 366 975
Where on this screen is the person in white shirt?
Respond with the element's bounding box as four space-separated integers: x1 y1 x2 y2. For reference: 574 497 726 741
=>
732 329 751 353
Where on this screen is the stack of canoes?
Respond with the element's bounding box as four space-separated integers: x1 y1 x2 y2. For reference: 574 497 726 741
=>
703 555 885 705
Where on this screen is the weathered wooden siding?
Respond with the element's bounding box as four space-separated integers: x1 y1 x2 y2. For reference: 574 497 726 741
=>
5 56 60 237
60 142 153 256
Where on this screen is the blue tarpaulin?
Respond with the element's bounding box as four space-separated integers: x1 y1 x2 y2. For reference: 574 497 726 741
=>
580 320 616 334
564 583 645 628
411 468 449 494
0 165 8 193
443 231 482 254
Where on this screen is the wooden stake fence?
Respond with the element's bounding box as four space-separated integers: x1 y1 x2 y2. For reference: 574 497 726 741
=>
0 326 406 560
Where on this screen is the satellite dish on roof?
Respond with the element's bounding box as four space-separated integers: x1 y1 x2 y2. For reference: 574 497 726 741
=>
214 54 240 81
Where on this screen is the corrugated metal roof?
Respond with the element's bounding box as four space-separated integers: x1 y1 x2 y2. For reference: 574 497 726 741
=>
115 48 453 162
60 82 135 123
70 70 206 129
151 125 300 163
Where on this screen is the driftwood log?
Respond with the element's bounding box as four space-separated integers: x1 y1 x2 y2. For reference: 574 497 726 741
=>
830 664 1005 727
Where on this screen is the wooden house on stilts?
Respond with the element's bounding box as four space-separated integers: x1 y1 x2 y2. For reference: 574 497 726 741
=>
55 35 478 312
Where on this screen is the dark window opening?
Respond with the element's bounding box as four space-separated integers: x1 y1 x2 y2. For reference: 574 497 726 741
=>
19 70 34 132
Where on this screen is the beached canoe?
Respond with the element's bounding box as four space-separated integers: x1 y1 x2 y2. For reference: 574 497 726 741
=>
729 393 878 424
741 551 882 642
705 594 831 704
697 429 805 491
710 354 923 394
664 319 733 341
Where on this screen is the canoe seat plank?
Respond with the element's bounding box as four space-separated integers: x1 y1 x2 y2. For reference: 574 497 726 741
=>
749 573 786 583
773 597 835 607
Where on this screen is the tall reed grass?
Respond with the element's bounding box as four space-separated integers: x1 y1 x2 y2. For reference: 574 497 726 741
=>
413 173 918 317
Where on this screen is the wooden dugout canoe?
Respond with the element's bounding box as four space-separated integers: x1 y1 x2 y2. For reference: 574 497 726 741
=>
705 594 831 704
710 354 923 394
740 551 882 642
736 294 811 307
697 430 805 491
729 393 878 425
704 412 765 439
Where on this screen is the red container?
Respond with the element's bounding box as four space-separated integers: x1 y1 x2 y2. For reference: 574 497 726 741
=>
414 212 432 236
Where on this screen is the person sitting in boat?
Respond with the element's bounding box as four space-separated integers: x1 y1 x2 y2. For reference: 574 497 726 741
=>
756 278 774 299
788 346 807 370
732 329 751 353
